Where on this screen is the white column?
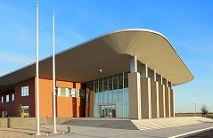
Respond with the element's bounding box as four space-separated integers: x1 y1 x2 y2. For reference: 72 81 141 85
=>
166 79 169 87
165 79 171 117
145 63 148 78
159 74 166 118
130 56 137 72
151 70 159 118
156 83 159 118
136 73 141 119
129 56 141 119
148 78 152 118
162 85 166 118
141 63 148 78
168 88 171 117
168 80 171 117
160 74 163 85
173 90 175 117
122 73 125 118
128 73 141 119
141 63 152 119
153 70 156 81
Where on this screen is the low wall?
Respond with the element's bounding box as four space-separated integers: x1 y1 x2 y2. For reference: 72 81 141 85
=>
0 117 71 128
0 118 7 128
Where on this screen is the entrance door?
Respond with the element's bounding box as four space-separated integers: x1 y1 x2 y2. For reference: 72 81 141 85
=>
100 105 116 118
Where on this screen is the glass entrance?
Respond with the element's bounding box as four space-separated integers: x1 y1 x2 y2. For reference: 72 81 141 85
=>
100 105 116 118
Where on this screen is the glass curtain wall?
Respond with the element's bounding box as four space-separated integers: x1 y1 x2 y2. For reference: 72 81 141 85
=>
86 72 129 118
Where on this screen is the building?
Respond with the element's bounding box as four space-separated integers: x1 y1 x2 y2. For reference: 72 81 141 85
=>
0 29 193 119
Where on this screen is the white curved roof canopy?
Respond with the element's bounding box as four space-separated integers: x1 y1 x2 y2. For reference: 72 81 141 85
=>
0 29 193 92
103 29 194 85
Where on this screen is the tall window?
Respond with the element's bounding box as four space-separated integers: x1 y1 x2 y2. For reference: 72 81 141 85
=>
61 87 66 96
6 95 9 102
1 96 3 103
21 86 29 96
71 88 76 97
57 87 70 96
56 87 84 98
12 94 14 101
86 72 129 118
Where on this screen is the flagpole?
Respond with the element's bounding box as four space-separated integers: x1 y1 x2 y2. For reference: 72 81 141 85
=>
52 11 57 134
35 2 40 135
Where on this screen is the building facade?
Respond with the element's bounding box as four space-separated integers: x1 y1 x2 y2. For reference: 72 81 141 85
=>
0 29 193 119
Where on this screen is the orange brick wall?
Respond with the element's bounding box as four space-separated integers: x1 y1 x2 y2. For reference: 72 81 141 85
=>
74 83 81 89
56 80 85 118
56 81 82 89
56 96 72 117
2 78 85 118
56 80 73 88
39 78 53 117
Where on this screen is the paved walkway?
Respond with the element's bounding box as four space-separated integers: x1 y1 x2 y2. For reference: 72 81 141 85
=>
42 122 213 138
132 117 213 130
0 117 213 138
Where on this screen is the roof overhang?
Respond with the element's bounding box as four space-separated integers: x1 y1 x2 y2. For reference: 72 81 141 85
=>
0 28 193 92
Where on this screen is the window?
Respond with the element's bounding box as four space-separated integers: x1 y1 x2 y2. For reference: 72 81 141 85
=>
56 87 60 96
76 89 80 97
71 88 76 97
118 74 123 89
12 94 14 101
61 87 66 96
86 92 89 101
6 95 9 102
1 96 3 103
124 72 128 88
57 87 70 96
79 89 85 98
21 86 29 96
86 72 130 118
21 105 29 117
21 105 29 112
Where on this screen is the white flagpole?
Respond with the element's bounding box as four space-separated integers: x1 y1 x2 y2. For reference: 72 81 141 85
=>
52 11 57 134
35 2 40 135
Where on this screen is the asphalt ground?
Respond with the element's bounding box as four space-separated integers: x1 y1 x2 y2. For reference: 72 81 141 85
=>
183 129 213 138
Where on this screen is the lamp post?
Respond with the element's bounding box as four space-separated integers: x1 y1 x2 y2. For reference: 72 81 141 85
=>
192 103 196 117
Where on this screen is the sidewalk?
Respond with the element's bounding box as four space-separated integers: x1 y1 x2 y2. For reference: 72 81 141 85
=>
43 122 213 138
0 121 213 138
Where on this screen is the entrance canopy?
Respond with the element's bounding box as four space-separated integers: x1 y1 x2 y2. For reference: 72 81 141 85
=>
0 28 193 92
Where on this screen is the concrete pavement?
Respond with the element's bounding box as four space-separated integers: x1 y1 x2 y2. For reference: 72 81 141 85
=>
43 122 213 138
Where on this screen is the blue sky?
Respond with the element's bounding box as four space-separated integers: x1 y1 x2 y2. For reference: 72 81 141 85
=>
0 0 212 113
